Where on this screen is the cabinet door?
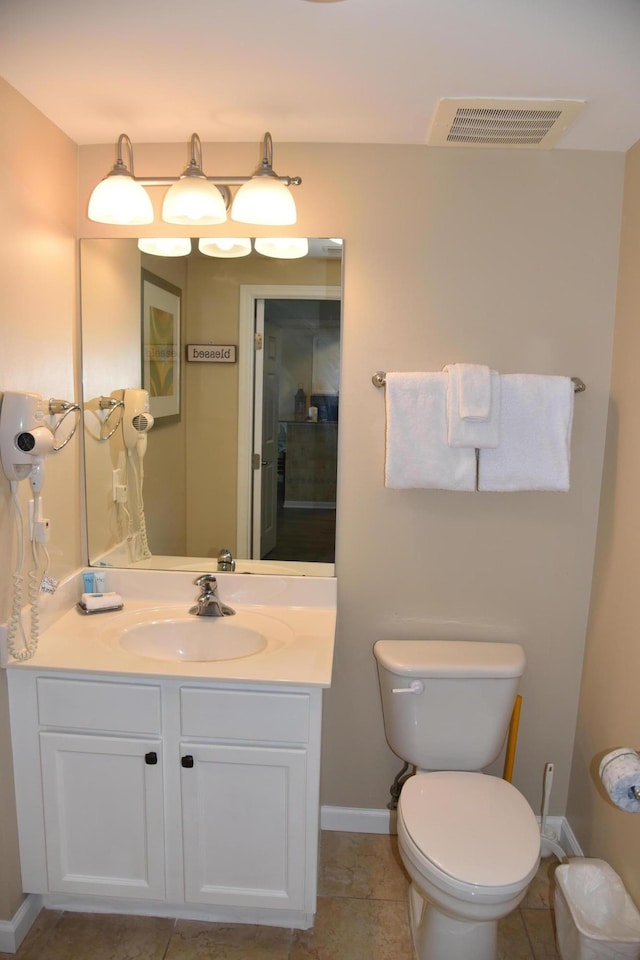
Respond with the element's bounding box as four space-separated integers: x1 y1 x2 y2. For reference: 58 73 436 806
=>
40 732 165 899
181 742 307 909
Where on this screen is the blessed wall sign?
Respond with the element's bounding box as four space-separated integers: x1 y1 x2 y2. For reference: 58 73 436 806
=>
185 344 237 363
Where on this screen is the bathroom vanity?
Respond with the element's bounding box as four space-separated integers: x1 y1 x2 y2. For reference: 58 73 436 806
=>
6 570 336 930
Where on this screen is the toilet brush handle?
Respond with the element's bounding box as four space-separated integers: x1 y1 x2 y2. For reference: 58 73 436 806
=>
392 680 424 695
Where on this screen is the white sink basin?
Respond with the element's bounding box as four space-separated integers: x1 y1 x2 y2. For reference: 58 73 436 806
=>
119 616 268 662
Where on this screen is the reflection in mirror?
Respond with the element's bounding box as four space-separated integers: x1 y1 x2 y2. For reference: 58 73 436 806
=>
80 238 342 577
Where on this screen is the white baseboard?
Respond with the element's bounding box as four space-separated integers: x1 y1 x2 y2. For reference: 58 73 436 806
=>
321 805 397 834
321 805 584 857
0 894 42 954
560 817 584 857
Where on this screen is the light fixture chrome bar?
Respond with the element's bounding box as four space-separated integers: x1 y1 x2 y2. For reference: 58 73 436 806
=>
129 132 301 187
136 175 297 185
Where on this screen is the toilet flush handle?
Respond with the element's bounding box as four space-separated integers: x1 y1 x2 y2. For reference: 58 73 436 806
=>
392 680 424 695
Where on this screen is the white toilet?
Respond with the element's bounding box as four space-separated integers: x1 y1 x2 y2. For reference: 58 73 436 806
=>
373 639 541 960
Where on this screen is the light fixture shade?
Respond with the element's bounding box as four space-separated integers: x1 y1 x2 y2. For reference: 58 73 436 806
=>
88 175 154 225
162 178 228 225
198 238 252 258
138 238 192 257
254 237 309 259
231 177 297 226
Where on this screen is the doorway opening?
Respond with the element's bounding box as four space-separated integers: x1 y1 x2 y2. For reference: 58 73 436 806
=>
237 284 341 565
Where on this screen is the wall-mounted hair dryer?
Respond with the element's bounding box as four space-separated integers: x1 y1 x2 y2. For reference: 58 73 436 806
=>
0 390 62 663
0 391 55 488
122 389 154 457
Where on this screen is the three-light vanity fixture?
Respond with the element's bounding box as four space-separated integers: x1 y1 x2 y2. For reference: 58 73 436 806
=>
88 131 301 227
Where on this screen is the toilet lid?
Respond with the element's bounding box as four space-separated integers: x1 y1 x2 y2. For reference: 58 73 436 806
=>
399 772 541 888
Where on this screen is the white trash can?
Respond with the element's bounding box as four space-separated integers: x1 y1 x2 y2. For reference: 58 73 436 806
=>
555 859 640 960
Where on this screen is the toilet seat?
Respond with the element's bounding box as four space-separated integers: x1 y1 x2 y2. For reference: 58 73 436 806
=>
399 772 540 895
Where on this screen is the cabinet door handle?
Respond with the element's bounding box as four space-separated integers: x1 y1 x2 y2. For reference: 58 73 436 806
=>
181 755 194 768
145 751 158 765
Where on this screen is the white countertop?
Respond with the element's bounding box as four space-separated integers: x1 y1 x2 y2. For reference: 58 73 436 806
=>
5 569 336 687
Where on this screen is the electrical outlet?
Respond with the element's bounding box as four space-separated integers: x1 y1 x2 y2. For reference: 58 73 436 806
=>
34 518 50 543
29 497 50 541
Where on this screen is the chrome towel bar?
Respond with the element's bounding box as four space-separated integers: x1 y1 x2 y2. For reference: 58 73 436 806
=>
372 371 586 393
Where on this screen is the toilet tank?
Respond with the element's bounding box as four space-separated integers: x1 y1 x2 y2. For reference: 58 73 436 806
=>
373 640 525 771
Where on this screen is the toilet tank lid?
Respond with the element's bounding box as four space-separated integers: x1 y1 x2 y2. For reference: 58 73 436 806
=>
373 640 525 678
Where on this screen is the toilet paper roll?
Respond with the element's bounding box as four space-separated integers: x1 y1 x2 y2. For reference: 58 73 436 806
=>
599 748 640 813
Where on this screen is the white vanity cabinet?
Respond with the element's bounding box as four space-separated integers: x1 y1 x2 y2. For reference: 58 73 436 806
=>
8 671 323 927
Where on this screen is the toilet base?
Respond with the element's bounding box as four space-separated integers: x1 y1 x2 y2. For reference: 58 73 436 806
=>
408 883 498 960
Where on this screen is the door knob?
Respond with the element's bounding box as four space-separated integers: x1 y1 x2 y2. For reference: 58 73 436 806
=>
181 755 194 768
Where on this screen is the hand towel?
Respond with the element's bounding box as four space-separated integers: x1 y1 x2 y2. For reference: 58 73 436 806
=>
444 365 501 448
385 372 476 490
478 374 574 492
448 363 492 420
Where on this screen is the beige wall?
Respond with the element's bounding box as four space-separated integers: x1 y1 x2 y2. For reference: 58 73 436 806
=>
566 138 640 903
0 78 80 919
79 141 625 820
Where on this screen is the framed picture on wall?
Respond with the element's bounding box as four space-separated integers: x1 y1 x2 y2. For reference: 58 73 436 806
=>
141 270 181 419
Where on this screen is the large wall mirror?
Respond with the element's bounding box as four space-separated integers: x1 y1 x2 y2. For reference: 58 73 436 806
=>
80 238 342 577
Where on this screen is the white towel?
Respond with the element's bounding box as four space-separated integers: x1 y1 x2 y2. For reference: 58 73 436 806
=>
444 365 501 448
450 363 492 420
385 372 477 490
478 374 574 492
80 591 124 611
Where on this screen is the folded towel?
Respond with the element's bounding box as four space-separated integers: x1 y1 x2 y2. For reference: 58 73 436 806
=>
448 363 492 420
444 365 501 448
385 372 476 490
478 374 574 492
79 591 124 612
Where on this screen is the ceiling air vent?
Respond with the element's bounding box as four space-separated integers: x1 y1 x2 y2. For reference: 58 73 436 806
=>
427 98 586 149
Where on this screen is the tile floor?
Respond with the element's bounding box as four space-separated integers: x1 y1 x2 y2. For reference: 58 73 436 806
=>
0 831 560 960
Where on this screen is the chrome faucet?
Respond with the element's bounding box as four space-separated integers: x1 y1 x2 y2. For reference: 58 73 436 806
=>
217 548 236 572
190 574 235 617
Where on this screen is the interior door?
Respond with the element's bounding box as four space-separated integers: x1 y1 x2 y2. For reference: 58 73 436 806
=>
252 302 279 558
